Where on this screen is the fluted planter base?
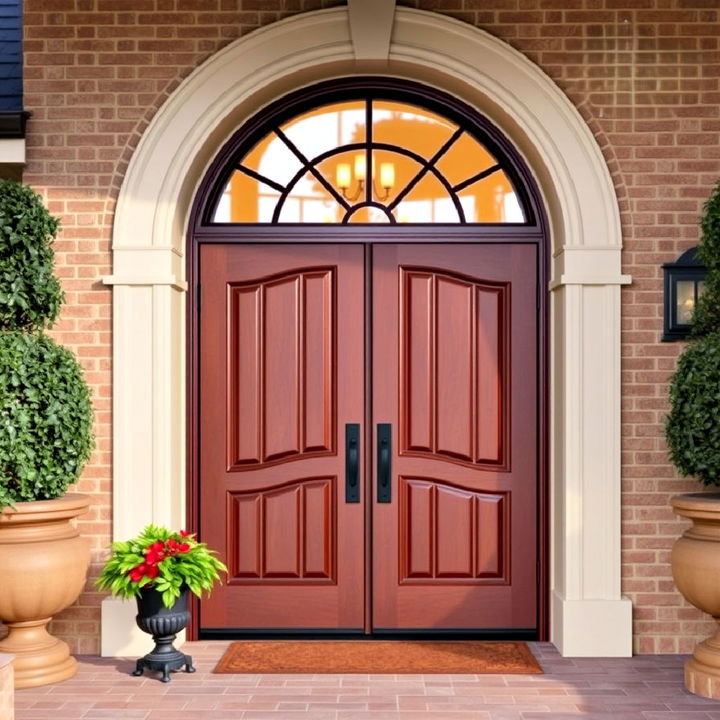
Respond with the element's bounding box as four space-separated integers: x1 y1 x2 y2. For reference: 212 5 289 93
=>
685 627 720 699
671 493 720 699
0 619 77 688
132 587 195 683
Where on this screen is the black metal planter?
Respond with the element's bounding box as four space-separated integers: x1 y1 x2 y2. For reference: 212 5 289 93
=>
132 587 195 682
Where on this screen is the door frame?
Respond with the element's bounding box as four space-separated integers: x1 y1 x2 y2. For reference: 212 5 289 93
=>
188 234 548 641
187 77 550 640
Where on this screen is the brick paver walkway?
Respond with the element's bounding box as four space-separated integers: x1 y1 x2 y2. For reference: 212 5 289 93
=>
13 641 720 719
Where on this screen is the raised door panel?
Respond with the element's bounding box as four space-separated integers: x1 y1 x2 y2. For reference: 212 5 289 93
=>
227 477 334 582
228 268 334 468
373 243 537 630
400 477 508 583
401 268 508 469
200 244 365 630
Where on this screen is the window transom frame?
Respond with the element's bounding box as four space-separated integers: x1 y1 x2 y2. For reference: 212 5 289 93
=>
193 78 544 229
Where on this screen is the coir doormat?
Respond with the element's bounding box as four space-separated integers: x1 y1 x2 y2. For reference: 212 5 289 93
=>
213 640 542 674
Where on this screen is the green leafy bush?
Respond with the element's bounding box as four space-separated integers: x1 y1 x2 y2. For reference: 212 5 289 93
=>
666 179 720 484
691 180 720 337
0 180 64 331
0 181 94 509
96 525 227 608
0 331 95 508
666 331 720 484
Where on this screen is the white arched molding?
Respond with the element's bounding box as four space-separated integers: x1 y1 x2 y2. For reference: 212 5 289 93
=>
102 6 632 657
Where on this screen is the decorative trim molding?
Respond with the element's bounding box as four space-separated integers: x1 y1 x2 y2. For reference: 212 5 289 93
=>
102 276 187 290
550 276 632 289
347 0 396 60
105 6 631 657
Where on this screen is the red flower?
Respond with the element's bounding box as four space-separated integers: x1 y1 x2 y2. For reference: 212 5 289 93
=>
145 549 164 564
179 530 191 538
178 543 191 554
128 561 160 583
129 563 147 582
167 539 180 554
145 540 167 564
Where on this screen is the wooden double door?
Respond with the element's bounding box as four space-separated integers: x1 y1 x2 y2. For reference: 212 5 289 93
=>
199 242 538 633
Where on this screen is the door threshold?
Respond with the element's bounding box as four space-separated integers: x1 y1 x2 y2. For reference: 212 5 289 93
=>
199 628 538 641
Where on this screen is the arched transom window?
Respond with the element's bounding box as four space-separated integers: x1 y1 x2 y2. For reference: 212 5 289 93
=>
202 82 537 226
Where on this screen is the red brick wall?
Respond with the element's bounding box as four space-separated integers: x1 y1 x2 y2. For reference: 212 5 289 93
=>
21 0 720 654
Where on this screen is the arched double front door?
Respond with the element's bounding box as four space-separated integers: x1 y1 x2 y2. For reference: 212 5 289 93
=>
190 79 547 636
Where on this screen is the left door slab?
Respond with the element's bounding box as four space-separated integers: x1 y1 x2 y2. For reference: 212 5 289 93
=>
199 243 366 631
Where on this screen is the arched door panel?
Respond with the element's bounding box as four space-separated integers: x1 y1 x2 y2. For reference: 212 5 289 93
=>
372 244 537 630
200 244 366 629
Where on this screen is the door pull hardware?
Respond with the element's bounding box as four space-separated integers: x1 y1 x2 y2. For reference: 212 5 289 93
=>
345 423 360 503
377 423 392 503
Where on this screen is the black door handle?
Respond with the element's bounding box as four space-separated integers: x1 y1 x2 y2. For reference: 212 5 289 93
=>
345 423 360 503
377 423 391 503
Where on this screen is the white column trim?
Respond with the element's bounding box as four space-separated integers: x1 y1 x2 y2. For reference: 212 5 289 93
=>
102 246 187 290
105 6 631 657
550 277 631 289
102 277 187 290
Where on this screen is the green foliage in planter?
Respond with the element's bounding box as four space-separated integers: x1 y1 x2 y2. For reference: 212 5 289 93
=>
0 331 95 508
96 525 227 608
0 180 64 331
667 179 720 485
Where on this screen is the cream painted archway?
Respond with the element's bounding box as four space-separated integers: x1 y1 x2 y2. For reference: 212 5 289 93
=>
102 4 632 658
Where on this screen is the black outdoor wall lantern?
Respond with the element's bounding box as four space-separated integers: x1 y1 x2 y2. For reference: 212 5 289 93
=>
662 247 707 341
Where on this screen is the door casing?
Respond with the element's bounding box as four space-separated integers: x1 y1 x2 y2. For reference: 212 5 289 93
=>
187 72 549 643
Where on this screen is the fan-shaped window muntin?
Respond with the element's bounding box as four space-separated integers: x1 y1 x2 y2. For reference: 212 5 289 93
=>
208 96 531 225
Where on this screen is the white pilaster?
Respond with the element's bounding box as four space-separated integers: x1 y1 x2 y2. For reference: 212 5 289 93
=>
100 269 185 656
550 269 632 656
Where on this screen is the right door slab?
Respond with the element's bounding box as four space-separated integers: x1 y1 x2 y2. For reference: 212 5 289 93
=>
372 243 538 631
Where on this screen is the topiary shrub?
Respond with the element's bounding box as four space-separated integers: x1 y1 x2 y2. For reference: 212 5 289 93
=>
666 179 720 485
0 179 64 331
666 331 720 484
0 180 94 509
691 179 720 338
0 332 94 508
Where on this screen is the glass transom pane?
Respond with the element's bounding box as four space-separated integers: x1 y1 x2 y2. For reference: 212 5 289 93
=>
209 98 530 225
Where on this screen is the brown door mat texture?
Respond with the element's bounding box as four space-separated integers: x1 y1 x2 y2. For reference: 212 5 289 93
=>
213 640 542 675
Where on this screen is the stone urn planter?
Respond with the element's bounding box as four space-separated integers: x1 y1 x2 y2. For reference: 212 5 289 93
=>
132 587 195 683
671 493 720 699
0 181 95 688
0 494 90 688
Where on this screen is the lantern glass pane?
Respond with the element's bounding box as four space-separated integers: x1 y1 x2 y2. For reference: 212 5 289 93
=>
676 280 696 325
